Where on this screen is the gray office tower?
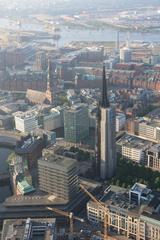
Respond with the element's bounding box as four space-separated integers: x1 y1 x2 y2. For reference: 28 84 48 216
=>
95 65 116 179
64 104 89 143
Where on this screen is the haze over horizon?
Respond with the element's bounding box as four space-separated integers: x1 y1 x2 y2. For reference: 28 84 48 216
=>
0 0 159 16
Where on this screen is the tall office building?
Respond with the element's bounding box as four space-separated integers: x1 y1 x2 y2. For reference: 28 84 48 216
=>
38 152 78 202
95 65 116 179
64 104 89 143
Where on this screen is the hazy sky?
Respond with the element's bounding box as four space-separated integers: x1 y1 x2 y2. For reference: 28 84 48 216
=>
0 0 159 6
0 0 159 14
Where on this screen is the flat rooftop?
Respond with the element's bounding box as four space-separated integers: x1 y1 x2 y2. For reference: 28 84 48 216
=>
116 134 152 150
87 187 138 218
4 192 68 207
131 183 151 195
3 178 99 212
65 103 87 112
148 144 160 153
44 110 60 118
14 111 37 119
2 218 56 240
139 119 160 128
89 184 160 221
40 152 77 170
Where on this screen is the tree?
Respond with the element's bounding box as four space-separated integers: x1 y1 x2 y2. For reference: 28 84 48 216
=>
112 156 160 191
155 177 160 189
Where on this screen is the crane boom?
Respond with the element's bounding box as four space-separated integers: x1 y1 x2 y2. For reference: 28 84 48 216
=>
47 206 84 240
46 207 84 222
47 206 69 218
79 184 105 210
79 184 109 240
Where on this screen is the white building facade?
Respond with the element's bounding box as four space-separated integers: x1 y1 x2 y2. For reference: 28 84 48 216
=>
116 113 126 132
14 111 38 133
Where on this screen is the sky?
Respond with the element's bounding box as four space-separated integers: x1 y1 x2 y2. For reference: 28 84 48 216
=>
0 0 159 6
0 0 159 15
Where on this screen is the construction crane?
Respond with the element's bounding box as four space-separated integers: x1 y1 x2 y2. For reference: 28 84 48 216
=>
47 206 84 239
80 184 110 240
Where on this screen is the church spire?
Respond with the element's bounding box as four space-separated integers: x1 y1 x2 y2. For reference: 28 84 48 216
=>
46 58 54 104
101 63 110 108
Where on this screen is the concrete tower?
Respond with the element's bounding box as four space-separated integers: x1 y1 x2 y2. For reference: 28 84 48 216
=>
46 59 54 104
96 65 116 179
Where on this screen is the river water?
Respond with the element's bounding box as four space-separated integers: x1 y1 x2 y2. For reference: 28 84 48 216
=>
0 17 160 46
59 28 160 46
0 148 12 203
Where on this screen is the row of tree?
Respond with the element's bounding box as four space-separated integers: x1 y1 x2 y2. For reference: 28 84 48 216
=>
110 156 160 191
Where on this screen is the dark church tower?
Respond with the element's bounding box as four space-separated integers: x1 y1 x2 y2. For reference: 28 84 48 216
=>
95 64 116 179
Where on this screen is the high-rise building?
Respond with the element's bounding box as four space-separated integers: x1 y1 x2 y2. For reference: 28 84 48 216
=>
38 151 78 202
95 65 116 179
64 104 89 143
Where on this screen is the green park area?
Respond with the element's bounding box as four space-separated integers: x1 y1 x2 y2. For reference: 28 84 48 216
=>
111 156 160 191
